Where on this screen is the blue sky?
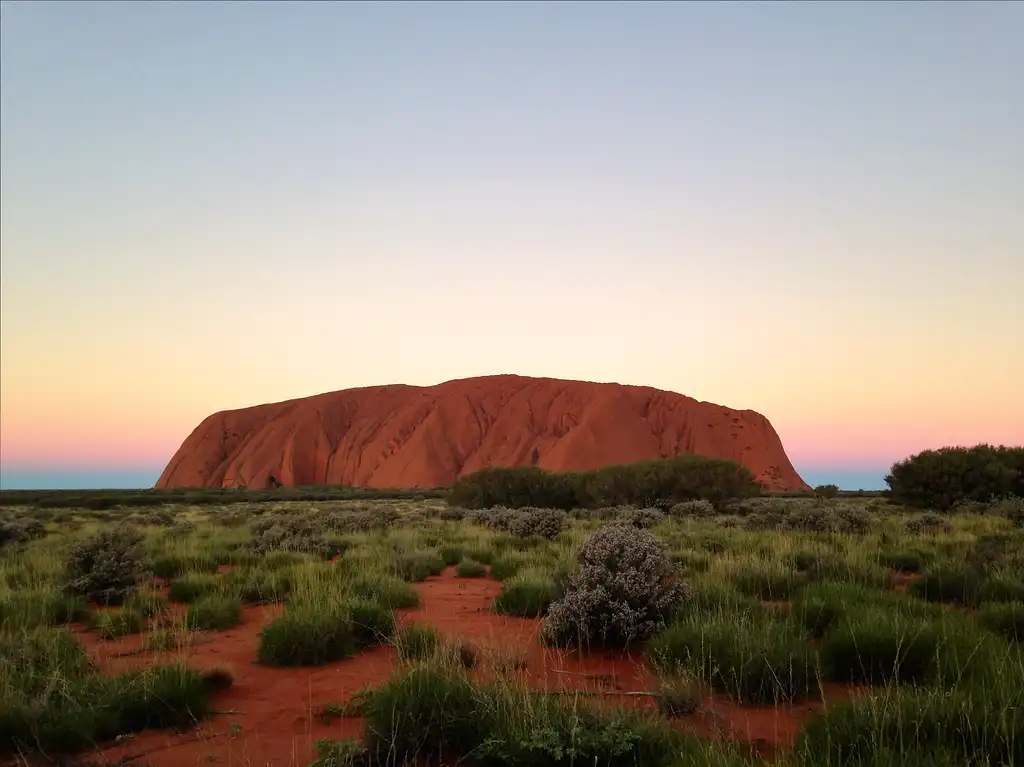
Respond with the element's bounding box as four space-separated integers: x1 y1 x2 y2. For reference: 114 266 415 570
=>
1 1 1021 491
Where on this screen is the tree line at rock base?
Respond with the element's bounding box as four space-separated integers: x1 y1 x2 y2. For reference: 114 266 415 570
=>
1 443 1019 513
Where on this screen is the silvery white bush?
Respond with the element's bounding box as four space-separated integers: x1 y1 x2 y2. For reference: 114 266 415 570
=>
618 506 664 529
63 526 148 605
508 507 568 540
541 523 690 648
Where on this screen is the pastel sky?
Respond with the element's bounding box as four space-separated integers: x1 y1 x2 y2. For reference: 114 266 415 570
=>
2 1 1022 491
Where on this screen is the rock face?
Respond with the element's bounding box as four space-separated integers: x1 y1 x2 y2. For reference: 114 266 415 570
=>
156 375 810 492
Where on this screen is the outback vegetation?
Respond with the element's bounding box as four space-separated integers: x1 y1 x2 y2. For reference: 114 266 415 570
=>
0 443 1021 766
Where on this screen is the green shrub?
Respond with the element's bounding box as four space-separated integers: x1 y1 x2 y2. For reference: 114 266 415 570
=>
908 567 984 607
668 500 717 518
980 576 1024 604
346 573 419 609
150 554 217 579
224 567 292 604
507 507 569 539
1 628 95 692
62 527 149 605
814 484 840 500
256 605 357 667
361 662 702 767
0 591 93 630
732 566 806 601
360 663 485 763
488 556 520 581
145 627 191 652
395 623 439 661
95 608 145 638
439 546 464 566
687 579 760 614
309 737 366 767
396 551 445 582
654 677 701 717
979 602 1024 642
0 511 48 550
795 684 1024 767
885 444 1023 510
465 546 494 564
447 466 581 510
125 589 168 618
347 600 396 647
648 611 818 704
789 582 899 639
249 512 336 558
0 663 227 756
879 550 928 573
167 573 223 604
793 595 844 639
618 507 665 529
186 596 243 631
447 455 762 511
820 609 939 685
493 570 558 617
905 512 953 535
455 559 486 578
262 550 311 569
671 550 711 574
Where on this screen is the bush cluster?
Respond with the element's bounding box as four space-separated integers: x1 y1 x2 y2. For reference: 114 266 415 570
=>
0 511 47 550
668 500 716 518
649 611 817 704
133 507 177 526
744 505 871 534
257 599 393 667
360 663 696 767
250 512 336 558
0 485 446 510
1 628 228 756
507 507 568 539
448 455 761 511
493 567 564 618
617 506 665 529
62 527 149 606
468 506 567 539
905 512 953 535
885 444 1023 510
186 596 243 630
541 523 690 648
992 494 1024 526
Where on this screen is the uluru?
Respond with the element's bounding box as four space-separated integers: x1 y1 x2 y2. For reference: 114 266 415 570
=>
155 375 810 492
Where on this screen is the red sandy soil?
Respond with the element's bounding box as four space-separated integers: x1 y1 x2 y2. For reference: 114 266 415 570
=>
155 374 810 493
71 568 845 767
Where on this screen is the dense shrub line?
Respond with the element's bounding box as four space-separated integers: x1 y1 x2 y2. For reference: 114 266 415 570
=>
448 455 762 511
0 485 448 510
886 444 1023 510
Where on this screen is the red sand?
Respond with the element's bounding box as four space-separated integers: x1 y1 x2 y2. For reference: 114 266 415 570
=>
75 568 840 766
155 374 810 492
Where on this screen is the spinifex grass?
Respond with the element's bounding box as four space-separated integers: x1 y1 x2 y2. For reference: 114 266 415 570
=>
0 627 229 756
648 606 820 705
95 607 146 638
185 595 243 630
360 658 753 767
2 493 1023 764
492 566 559 617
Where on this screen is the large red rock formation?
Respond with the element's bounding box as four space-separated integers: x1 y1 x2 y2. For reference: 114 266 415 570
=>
156 375 810 492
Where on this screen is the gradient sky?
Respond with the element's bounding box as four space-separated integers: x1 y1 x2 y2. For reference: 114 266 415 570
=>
2 1 1022 491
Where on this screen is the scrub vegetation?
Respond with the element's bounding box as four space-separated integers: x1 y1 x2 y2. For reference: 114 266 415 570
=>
1 444 1021 766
